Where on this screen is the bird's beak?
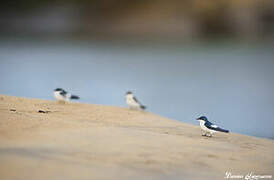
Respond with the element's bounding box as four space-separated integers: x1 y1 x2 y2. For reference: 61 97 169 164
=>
196 118 199 120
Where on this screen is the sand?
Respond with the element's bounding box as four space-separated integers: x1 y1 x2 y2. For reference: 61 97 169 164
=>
0 94 273 180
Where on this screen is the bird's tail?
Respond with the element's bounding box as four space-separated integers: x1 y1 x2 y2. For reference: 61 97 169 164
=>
140 105 146 110
216 127 229 133
70 95 80 100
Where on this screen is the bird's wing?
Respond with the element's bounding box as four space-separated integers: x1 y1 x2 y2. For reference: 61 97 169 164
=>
205 121 229 133
60 90 67 96
133 96 141 104
133 96 146 109
204 121 218 130
211 124 218 128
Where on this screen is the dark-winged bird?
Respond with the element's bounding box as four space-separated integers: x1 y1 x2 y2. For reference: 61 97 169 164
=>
54 88 79 102
125 91 146 110
196 116 229 137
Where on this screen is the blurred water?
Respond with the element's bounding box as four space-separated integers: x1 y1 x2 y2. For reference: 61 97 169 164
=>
0 40 273 139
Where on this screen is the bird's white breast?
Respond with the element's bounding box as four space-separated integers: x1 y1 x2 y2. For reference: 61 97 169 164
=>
199 120 216 133
199 121 208 131
126 94 139 107
54 91 67 101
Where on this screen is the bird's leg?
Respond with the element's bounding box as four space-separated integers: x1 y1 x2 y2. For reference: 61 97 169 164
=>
201 130 207 136
203 132 212 137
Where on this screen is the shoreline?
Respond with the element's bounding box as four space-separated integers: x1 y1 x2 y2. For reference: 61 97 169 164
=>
1 94 273 140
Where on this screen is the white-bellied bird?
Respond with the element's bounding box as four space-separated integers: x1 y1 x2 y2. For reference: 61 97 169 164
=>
125 91 146 110
54 88 79 103
196 116 229 137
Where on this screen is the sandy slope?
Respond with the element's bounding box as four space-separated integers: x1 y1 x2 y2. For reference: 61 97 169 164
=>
0 95 273 180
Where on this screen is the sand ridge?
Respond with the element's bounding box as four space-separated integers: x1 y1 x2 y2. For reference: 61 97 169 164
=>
0 94 273 180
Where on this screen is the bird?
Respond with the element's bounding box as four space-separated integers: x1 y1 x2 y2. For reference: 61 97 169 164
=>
54 88 79 103
125 91 146 110
196 116 229 137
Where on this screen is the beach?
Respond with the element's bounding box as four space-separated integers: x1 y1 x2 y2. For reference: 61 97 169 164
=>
0 94 273 180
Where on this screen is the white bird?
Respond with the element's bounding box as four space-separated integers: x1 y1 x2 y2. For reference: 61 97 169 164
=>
196 116 229 137
125 91 146 110
54 88 79 103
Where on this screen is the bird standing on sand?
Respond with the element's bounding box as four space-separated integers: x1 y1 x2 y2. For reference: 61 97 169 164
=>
196 116 229 137
54 88 79 103
125 91 146 110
